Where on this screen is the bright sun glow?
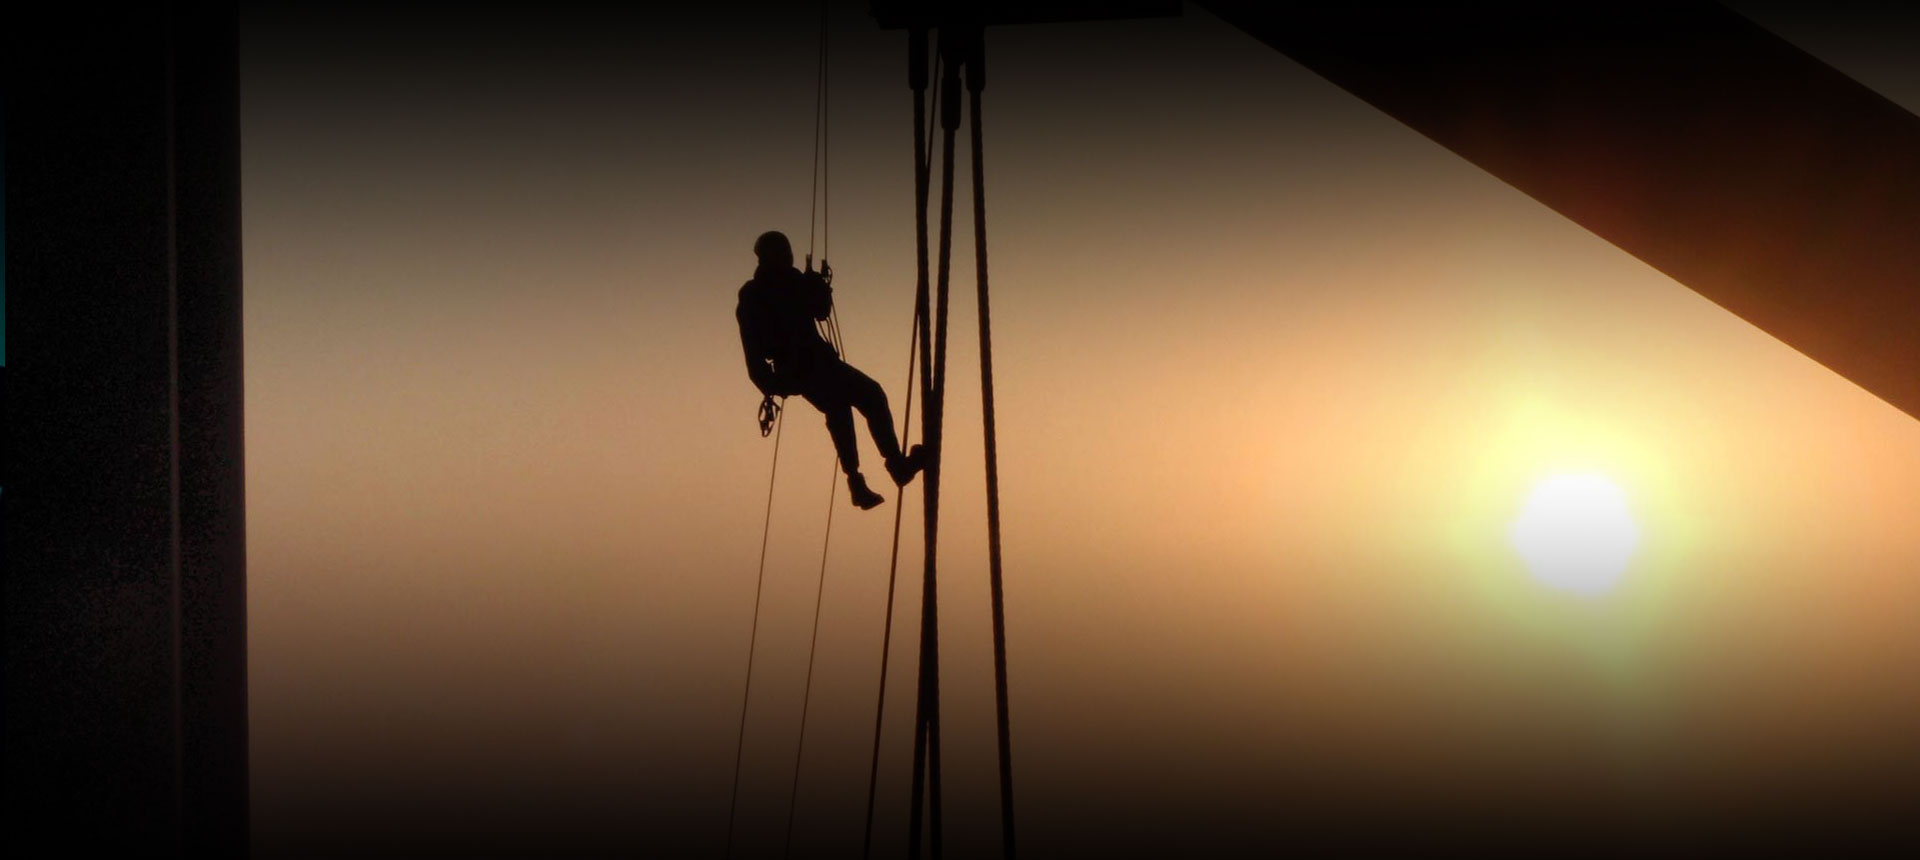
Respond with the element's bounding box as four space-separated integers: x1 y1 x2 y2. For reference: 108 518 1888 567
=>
1509 473 1640 597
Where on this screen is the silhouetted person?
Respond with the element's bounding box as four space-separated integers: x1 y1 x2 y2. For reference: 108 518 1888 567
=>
737 231 924 509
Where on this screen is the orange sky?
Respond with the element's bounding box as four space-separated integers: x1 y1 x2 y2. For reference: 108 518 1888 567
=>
242 2 1920 855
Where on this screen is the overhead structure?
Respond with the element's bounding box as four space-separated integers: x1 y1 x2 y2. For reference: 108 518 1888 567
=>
1203 0 1920 421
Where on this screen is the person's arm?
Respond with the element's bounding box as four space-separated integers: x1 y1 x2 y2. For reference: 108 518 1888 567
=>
802 271 834 321
737 301 777 396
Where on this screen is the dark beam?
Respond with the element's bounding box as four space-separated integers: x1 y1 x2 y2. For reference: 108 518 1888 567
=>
873 0 1180 30
1204 1 1920 420
4 1 247 854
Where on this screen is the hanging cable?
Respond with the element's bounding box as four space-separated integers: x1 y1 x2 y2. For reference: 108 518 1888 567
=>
857 21 1018 860
822 3 831 267
861 283 922 859
780 310 848 860
968 45 1017 860
781 6 845 854
784 213 847 860
782 456 840 858
806 2 827 264
908 24 965 860
732 6 835 853
865 26 937 859
726 405 785 858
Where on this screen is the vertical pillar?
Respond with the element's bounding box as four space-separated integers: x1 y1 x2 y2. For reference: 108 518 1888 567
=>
4 1 247 854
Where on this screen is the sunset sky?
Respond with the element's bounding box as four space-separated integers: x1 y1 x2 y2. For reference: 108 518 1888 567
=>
241 2 1920 855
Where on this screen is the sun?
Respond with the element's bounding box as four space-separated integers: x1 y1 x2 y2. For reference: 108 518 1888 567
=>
1508 473 1640 597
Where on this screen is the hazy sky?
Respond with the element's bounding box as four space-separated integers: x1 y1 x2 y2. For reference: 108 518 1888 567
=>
242 2 1920 855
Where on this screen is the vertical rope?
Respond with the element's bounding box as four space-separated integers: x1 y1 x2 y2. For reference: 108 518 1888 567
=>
909 31 962 860
781 456 839 858
872 29 935 860
806 0 827 264
821 0 830 265
862 305 920 859
784 103 848 848
727 407 785 857
738 6 871 855
968 49 1018 859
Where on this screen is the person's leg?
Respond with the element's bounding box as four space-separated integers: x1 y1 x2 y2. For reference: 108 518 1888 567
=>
822 360 925 486
837 362 905 463
800 388 861 476
800 381 885 509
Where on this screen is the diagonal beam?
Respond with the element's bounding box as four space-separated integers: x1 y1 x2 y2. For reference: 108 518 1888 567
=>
1204 1 1920 421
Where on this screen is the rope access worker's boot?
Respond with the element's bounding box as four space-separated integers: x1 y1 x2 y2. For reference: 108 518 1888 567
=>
885 444 927 487
847 472 886 510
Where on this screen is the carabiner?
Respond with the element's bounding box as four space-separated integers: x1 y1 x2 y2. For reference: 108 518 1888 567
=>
758 395 783 438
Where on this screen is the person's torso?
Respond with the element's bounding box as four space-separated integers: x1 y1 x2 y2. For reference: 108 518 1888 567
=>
739 268 837 373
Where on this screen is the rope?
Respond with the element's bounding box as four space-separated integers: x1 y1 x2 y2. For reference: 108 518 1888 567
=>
784 7 841 842
822 3 830 265
868 28 937 859
736 8 834 854
908 29 963 860
969 54 1018 860
924 46 943 180
781 455 839 857
784 176 848 860
806 0 827 264
726 406 785 857
862 291 921 858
